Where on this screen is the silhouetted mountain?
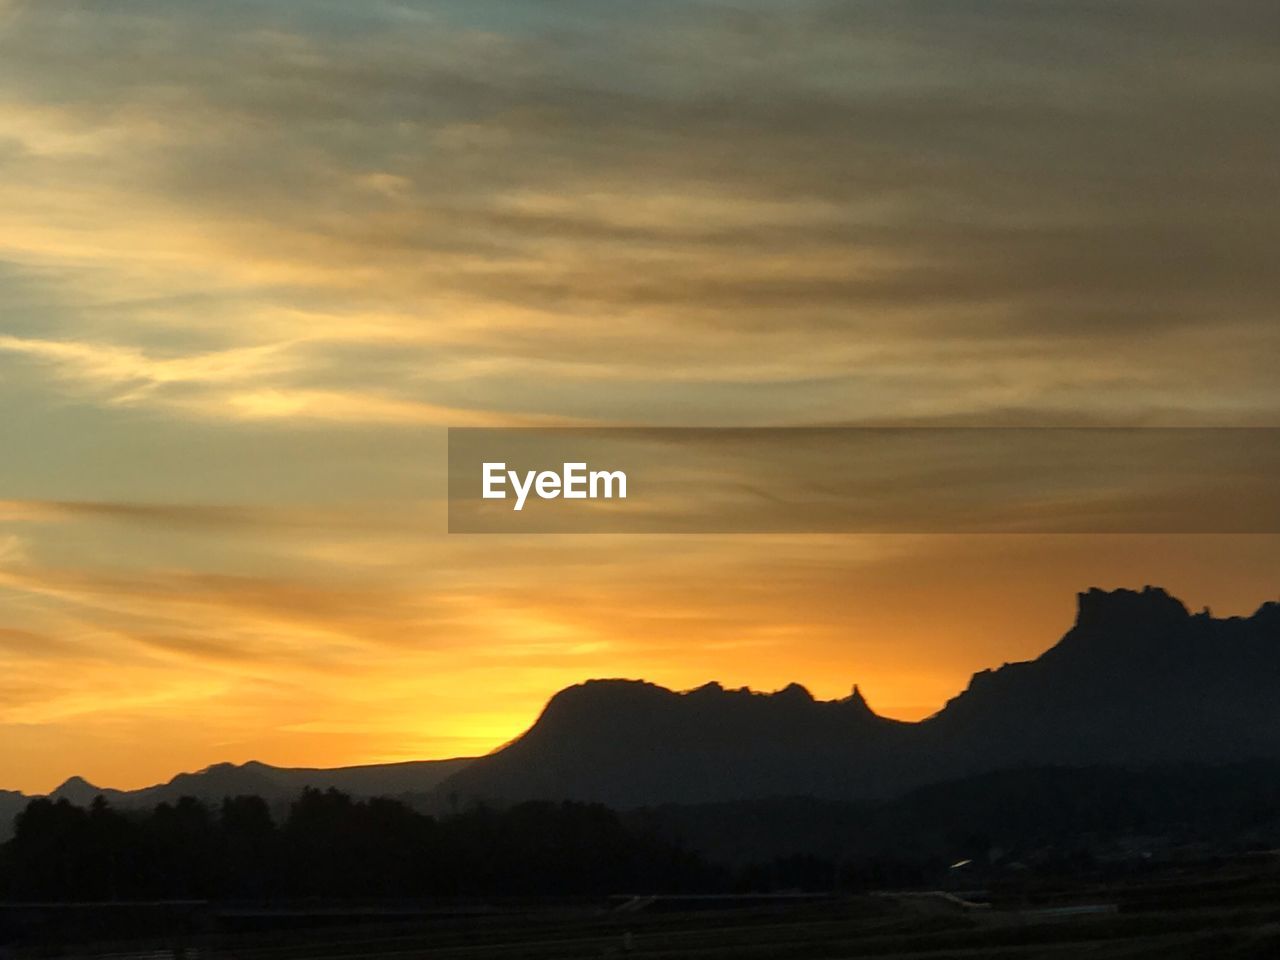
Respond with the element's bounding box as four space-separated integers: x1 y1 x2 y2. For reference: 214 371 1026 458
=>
437 587 1280 806
10 586 1280 832
50 776 126 806
920 587 1280 778
2 758 475 840
119 758 475 807
435 679 914 806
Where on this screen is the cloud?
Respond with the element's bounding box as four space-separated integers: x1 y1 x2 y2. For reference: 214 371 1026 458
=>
0 0 1276 426
0 335 295 397
215 388 574 426
0 336 575 424
0 498 320 530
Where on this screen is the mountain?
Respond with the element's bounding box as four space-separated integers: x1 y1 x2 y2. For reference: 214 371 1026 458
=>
9 585 1280 832
78 757 476 808
918 586 1280 778
436 586 1280 807
2 757 475 840
50 776 127 806
433 679 915 807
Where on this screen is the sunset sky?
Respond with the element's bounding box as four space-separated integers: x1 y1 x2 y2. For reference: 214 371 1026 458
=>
2 0 1279 794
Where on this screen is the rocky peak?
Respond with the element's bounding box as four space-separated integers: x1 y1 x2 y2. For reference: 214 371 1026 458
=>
1073 586 1191 633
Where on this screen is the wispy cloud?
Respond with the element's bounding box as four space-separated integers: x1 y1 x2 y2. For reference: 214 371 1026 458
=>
0 335 295 399
1 0 1277 426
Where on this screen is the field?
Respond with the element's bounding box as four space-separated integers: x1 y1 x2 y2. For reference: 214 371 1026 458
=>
6 854 1280 959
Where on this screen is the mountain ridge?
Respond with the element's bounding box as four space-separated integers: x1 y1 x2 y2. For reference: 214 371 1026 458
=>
0 757 477 839
6 586 1279 835
434 585 1280 805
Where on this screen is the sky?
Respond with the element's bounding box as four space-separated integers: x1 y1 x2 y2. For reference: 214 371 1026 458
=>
1 0 1279 794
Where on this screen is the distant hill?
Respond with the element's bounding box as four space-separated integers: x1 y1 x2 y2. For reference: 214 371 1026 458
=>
1 758 475 839
437 587 1280 806
68 757 477 808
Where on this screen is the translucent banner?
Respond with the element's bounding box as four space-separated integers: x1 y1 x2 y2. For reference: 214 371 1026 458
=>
448 428 1280 534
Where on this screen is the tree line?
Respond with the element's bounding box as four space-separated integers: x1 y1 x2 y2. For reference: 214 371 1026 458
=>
0 789 718 901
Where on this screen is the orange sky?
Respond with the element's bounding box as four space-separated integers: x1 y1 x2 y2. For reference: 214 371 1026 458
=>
1 1 1279 794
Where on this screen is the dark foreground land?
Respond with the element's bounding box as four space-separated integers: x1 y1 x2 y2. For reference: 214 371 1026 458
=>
6 853 1280 960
